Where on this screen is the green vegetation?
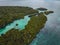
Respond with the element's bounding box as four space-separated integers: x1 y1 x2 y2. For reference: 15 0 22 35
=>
37 7 48 11
0 13 47 45
0 6 54 45
0 6 38 28
44 11 54 15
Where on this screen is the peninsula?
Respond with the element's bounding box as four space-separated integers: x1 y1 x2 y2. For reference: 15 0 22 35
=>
0 6 53 45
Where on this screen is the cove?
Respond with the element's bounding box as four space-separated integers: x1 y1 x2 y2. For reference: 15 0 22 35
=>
0 15 30 35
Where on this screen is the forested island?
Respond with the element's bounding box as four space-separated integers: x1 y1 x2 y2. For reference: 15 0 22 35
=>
0 6 38 28
0 6 53 45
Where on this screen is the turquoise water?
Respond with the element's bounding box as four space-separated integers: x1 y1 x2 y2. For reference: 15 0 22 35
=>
0 15 30 35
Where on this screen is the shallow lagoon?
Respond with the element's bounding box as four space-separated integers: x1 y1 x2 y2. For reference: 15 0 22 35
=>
0 15 30 35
